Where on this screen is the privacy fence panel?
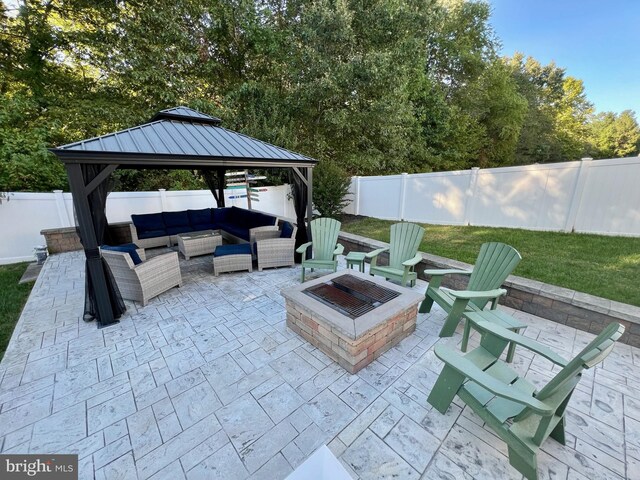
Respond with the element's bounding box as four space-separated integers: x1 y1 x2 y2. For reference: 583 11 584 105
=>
403 171 472 225
574 157 640 236
356 175 404 220
471 162 580 231
348 156 640 237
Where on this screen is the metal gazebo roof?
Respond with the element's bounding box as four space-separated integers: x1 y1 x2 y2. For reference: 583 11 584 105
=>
50 106 316 168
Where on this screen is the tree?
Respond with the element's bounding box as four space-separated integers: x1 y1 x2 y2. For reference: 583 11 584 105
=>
554 76 593 160
313 159 352 218
588 110 640 158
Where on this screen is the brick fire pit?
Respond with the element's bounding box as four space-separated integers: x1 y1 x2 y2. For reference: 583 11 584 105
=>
282 270 424 373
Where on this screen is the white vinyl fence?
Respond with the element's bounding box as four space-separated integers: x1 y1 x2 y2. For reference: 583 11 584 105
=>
0 185 295 264
2 156 639 265
344 156 640 237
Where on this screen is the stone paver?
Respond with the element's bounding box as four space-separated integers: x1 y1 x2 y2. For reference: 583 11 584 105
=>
0 249 638 479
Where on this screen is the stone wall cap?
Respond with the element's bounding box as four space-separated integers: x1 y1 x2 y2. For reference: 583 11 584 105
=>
41 226 78 235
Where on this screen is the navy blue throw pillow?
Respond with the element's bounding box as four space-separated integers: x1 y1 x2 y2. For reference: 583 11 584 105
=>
102 243 143 265
280 222 295 239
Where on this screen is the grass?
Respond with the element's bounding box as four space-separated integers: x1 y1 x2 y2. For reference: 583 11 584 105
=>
341 216 640 307
0 263 33 361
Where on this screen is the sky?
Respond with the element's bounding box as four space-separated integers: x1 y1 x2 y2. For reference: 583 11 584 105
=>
489 0 640 116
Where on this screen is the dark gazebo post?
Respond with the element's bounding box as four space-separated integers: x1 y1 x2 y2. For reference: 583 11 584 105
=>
306 166 313 243
67 163 116 326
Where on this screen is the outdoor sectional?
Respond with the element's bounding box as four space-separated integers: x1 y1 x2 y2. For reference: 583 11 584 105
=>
129 206 279 249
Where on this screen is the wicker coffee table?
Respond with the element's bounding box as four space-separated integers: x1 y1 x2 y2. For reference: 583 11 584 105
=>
177 230 222 260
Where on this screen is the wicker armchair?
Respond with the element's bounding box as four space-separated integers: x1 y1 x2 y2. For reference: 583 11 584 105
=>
255 224 298 271
102 250 182 306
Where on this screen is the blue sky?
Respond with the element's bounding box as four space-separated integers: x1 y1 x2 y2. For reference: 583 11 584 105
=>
489 0 640 116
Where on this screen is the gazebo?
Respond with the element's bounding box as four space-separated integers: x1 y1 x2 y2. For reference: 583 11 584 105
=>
50 107 317 327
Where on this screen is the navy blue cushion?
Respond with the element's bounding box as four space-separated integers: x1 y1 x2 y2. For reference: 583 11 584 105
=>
132 213 165 234
102 243 142 265
230 206 251 228
280 221 294 239
213 208 230 223
137 229 167 239
163 211 190 228
214 243 252 257
222 223 250 241
187 208 213 227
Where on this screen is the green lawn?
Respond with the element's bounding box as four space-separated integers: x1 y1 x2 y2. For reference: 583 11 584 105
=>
0 263 33 361
341 216 640 307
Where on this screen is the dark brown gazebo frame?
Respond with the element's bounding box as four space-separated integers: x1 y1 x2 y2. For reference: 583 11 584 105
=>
50 107 317 327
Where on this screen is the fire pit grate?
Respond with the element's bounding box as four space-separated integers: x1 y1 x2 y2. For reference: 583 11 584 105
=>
303 274 400 319
332 275 400 304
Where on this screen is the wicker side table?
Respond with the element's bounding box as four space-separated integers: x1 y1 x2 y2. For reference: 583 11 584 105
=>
177 230 222 260
212 244 253 276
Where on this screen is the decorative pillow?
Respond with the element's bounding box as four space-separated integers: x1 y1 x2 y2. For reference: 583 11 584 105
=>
280 222 295 239
102 243 142 265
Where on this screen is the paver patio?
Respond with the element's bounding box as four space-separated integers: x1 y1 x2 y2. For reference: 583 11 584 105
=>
0 249 639 479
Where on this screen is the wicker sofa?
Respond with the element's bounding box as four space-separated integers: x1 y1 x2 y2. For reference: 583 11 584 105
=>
129 206 278 249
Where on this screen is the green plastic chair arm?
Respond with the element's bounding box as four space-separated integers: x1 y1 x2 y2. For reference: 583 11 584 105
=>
434 345 554 415
402 252 423 267
334 243 345 255
365 247 389 259
449 288 507 300
296 242 312 254
423 268 472 277
475 321 569 367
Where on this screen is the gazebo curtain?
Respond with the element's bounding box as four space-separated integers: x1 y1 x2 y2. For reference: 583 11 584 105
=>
290 170 310 262
78 164 126 322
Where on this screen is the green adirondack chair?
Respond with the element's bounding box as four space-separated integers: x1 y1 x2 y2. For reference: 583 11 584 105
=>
420 242 521 337
296 217 344 282
427 320 624 480
366 222 425 287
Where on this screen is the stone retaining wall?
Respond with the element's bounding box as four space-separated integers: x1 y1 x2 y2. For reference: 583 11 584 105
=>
41 222 133 254
339 231 640 347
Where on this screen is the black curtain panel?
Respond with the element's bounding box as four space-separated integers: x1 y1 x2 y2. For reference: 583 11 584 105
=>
201 168 226 207
78 164 126 322
290 169 309 262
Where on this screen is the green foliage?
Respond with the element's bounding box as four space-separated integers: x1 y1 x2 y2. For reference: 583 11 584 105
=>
0 0 638 193
588 110 640 158
313 160 352 219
